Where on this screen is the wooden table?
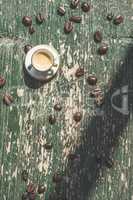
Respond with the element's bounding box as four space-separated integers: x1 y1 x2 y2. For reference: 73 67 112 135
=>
0 0 133 199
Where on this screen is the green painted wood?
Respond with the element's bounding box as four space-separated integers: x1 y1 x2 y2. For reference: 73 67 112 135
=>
0 0 133 200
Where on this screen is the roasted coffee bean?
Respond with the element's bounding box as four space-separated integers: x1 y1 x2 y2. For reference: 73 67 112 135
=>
29 26 35 34
22 16 32 27
3 94 13 106
21 170 28 182
48 115 56 124
53 173 62 183
95 95 104 106
113 15 124 25
36 13 45 24
44 143 52 150
69 16 82 23
38 185 46 194
0 76 6 87
94 31 102 43
64 21 73 34
54 103 62 111
81 2 90 12
98 44 108 55
90 87 102 98
87 75 97 85
57 6 66 16
107 13 114 21
73 112 82 122
24 44 32 54
70 0 80 9
75 68 84 78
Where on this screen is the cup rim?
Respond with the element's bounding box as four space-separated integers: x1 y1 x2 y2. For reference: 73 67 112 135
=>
31 49 54 72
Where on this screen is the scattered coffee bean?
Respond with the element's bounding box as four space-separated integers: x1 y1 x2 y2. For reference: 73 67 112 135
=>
21 170 28 182
48 115 56 124
98 44 108 55
29 26 35 34
113 15 124 25
24 44 32 54
94 31 102 43
53 173 62 183
64 21 73 34
81 2 90 12
44 143 52 150
54 103 62 111
75 68 84 78
57 6 66 16
3 94 13 106
70 0 80 9
107 13 114 21
36 13 45 24
69 16 82 23
22 16 32 27
38 185 46 194
73 112 82 122
0 76 6 88
87 75 97 86
90 87 102 98
95 95 104 106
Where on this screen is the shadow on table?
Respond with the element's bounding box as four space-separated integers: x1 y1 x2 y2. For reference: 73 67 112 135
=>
51 45 133 200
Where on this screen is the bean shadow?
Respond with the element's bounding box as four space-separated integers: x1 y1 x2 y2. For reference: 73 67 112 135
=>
52 44 133 200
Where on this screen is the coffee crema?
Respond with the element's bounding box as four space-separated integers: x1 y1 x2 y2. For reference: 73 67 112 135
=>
32 51 52 70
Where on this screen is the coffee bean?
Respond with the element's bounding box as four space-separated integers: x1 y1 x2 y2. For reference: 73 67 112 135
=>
73 112 82 122
90 87 102 98
81 2 90 12
48 115 56 124
94 31 102 43
0 76 6 88
24 44 32 54
107 13 114 21
75 68 84 78
98 44 108 55
22 16 32 27
38 185 46 194
69 16 82 23
36 13 45 24
95 94 104 106
64 21 73 34
54 103 62 111
57 6 66 16
113 15 124 25
3 94 13 106
44 143 52 150
70 0 80 9
21 170 28 182
53 173 62 183
29 26 35 34
87 75 97 86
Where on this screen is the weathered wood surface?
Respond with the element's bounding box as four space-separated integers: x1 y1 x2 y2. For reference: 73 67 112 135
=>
0 0 133 200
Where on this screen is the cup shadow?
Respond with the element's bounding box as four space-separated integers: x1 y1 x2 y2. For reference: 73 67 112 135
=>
52 45 133 200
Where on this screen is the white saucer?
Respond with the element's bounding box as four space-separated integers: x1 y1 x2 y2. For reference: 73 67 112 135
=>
25 45 60 81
